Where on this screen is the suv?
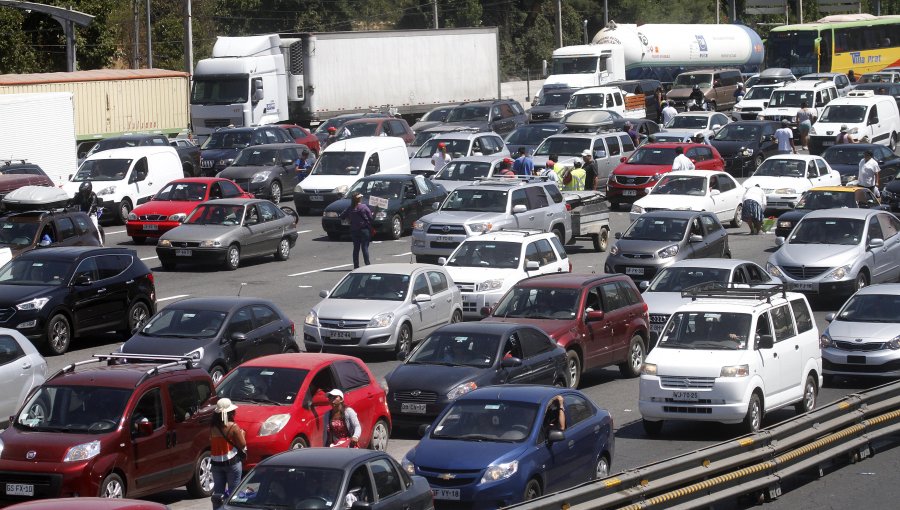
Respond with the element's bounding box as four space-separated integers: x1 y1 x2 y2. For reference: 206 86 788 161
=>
0 161 54 200
483 272 650 388
199 126 294 176
797 72 854 96
440 99 527 135
532 131 636 186
441 229 571 319
527 86 579 123
0 210 101 259
0 355 215 503
409 131 509 176
411 178 571 263
760 80 838 131
338 118 415 145
639 284 822 434
666 69 743 111
83 134 202 179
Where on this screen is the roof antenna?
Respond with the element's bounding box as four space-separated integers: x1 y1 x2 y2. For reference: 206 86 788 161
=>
238 282 247 297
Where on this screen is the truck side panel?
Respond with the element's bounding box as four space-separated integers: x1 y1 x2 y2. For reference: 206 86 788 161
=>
0 92 78 185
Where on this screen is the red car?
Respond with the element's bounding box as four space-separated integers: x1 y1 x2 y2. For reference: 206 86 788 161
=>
7 498 168 509
126 177 252 245
215 353 391 470
606 143 725 209
278 124 321 155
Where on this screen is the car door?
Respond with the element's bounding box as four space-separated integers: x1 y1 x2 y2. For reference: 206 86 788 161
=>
52 217 80 247
93 254 132 330
517 328 560 385
368 456 412 509
304 366 340 446
250 304 288 356
591 138 612 189
241 204 270 256
225 306 257 365
165 379 213 486
279 147 300 191
0 335 29 416
760 123 778 158
533 238 564 275
500 331 533 383
70 256 107 332
684 217 709 258
258 201 286 252
744 262 774 285
128 387 171 494
333 359 378 434
544 393 600 491
524 186 552 231
767 303 802 406
877 214 900 281
127 156 150 203
400 179 422 227
510 189 532 228
426 270 454 328
410 272 438 335
700 214 727 257
710 173 740 222
218 179 244 199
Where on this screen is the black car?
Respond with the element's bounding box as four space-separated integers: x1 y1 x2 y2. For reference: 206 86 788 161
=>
216 143 310 204
322 174 447 240
199 126 295 176
221 449 434 510
879 171 900 211
0 247 156 355
440 99 527 135
774 186 882 238
503 123 566 156
527 87 579 123
710 120 780 177
118 297 297 383
821 143 900 184
384 322 568 428
82 133 201 178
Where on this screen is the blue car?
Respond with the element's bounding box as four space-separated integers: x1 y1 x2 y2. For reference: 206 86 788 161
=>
401 385 614 509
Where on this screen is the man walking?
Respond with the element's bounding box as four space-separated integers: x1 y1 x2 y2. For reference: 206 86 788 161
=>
671 147 695 171
512 147 534 176
858 150 881 193
774 120 796 154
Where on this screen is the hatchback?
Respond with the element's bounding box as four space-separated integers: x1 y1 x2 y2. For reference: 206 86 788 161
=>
216 143 311 204
0 210 101 258
742 155 841 210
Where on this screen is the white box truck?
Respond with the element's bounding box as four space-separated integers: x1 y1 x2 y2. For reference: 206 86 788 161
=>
0 92 78 185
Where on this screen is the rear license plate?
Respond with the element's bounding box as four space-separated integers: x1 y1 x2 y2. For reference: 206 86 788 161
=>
822 141 834 147
341 219 350 226
401 403 427 414
436 236 455 242
847 355 866 364
432 488 460 500
788 282 817 292
6 484 33 497
142 224 158 231
650 323 665 334
175 249 192 257
626 267 644 276
671 391 698 401
310 195 324 202
329 330 352 340
623 189 637 196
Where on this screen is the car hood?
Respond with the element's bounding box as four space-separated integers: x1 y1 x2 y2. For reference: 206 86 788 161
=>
776 209 813 224
413 438 526 471
161 224 237 241
641 292 690 315
217 165 280 179
0 284 53 305
410 158 435 173
647 348 746 377
743 176 810 190
234 402 295 428
612 238 676 255
121 334 211 357
634 194 707 211
483 317 575 339
314 299 403 320
613 163 670 176
825 163 858 178
826 320 900 341
132 200 200 217
325 197 399 214
300 175 358 191
201 148 240 160
772 243 861 267
711 140 757 156
387 364 488 395
0 428 113 462
444 266 519 284
423 211 505 225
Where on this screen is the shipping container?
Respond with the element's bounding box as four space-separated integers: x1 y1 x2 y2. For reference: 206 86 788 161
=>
0 92 78 185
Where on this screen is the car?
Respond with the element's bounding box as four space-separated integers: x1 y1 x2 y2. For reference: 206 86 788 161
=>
337 117 415 145
665 69 743 111
322 174 447 240
767 208 900 297
742 154 841 210
199 125 294 176
0 209 101 258
430 155 506 192
630 170 746 228
278 123 321 154
441 230 571 320
798 72 855 96
0 328 46 426
6 498 170 510
83 133 202 179
216 353 391 469
303 263 463 357
774 186 883 238
126 177 253 245
409 131 509 176
858 71 900 84
483 272 650 388
662 111 731 141
0 247 155 355
604 210 731 282
820 284 900 381
607 79 664 120
440 99 527 135
531 131 636 183
411 105 456 132
606 143 726 209
527 87 579 123
402 385 614 509
880 170 900 211
408 129 438 158
709 120 781 177
312 112 394 145
639 284 821 434
156 198 299 271
385 322 568 427
821 143 900 184
216 143 310 204
118 297 297 384
732 84 786 121
222 449 433 510
808 90 900 155
0 160 54 200
0 354 215 503
743 68 796 88
503 123 567 156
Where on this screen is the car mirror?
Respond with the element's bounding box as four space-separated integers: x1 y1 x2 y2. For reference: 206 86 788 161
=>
614 232 622 239
73 273 92 286
513 204 527 213
710 189 721 196
480 306 493 317
525 260 540 271
414 293 432 303
755 333 774 350
620 156 627 163
437 257 447 265
638 280 650 291
433 201 441 210
825 312 836 322
548 429 566 443
418 423 430 437
231 332 247 343
775 237 785 246
319 290 329 298
585 310 605 322
501 356 523 368
689 234 703 243
134 417 153 437
868 238 884 249
311 390 331 407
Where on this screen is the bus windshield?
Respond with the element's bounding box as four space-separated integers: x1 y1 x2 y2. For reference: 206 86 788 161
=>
766 30 818 76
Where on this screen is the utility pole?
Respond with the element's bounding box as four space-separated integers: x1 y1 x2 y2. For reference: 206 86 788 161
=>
604 0 608 26
433 0 438 29
557 0 563 48
184 0 193 75
583 19 588 44
133 0 140 68
146 0 153 68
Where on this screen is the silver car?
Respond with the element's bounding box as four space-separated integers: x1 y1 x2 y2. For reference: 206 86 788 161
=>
0 328 47 420
430 155 505 192
821 284 900 381
304 263 463 357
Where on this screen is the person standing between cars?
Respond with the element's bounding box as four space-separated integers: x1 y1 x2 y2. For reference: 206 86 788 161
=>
498 158 516 177
324 126 339 149
858 150 881 193
734 82 745 103
624 122 640 146
70 181 102 245
567 161 587 191
654 87 666 123
774 120 796 155
296 149 316 180
340 193 373 269
512 147 534 176
742 184 767 235
835 124 856 145
541 158 560 182
796 101 815 151
210 398 246 510
671 147 695 171
848 70 857 83
431 142 451 174
326 389 362 447
581 149 599 190
662 100 678 125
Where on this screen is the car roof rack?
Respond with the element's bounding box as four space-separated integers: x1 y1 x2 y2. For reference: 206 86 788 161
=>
681 282 787 302
51 354 196 386
473 175 551 186
491 228 546 236
0 159 30 166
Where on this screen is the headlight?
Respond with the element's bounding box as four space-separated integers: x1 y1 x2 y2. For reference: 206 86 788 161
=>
740 148 754 157
127 213 138 221
550 110 564 118
333 185 349 194
17 298 49 311
774 188 796 195
187 348 204 361
199 240 221 248
888 335 900 350
809 126 818 135
820 332 833 348
481 460 518 483
305 310 319 327
720 364 749 377
295 185 304 193
476 279 503 292
374 211 387 220
631 205 644 214
97 186 116 196
259 414 291 436
251 171 271 183
609 244 619 256
158 239 172 248
468 222 492 233
658 245 679 258
790 116 797 123
828 265 851 280
447 382 477 401
323 211 339 218
63 440 101 462
733 106 742 112
778 220 792 228
766 262 783 278
401 457 415 475
413 220 428 231
168 213 187 222
368 312 394 328
217 159 234 167
641 363 657 376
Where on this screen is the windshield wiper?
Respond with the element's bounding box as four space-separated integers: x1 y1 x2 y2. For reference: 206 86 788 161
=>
244 396 283 406
458 434 495 441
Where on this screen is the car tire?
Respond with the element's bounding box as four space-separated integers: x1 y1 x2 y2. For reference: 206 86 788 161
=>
731 204 743 228
593 228 609 252
450 309 462 323
186 451 213 498
44 314 72 356
120 300 150 336
290 436 308 449
593 454 611 480
99 473 125 498
270 181 282 204
210 365 227 385
854 271 869 292
224 244 240 271
369 419 390 451
523 479 542 501
618 336 645 378
795 374 817 414
275 237 291 261
395 323 412 359
642 418 663 436
551 226 564 246
161 259 177 271
566 350 582 388
389 215 403 240
132 236 146 245
118 199 132 225
743 392 763 433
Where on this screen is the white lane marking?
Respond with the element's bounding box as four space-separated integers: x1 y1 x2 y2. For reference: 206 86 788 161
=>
289 263 353 277
107 230 126 235
298 285 312 288
299 230 312 234
393 252 412 257
158 294 189 302
393 239 405 242
140 256 158 261
372 241 382 244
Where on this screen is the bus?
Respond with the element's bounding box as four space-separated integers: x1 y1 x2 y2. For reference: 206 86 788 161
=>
765 14 900 77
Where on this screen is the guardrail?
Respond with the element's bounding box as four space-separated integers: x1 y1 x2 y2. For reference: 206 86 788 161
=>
505 380 900 510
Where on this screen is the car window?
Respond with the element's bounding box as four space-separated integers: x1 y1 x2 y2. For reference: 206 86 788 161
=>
600 282 624 311
365 153 380 175
584 287 602 311
219 180 241 198
427 270 449 293
543 184 563 204
251 305 279 328
732 267 748 284
691 218 704 237
700 215 720 236
877 213 900 239
370 457 403 500
131 388 163 434
281 147 299 162
534 239 556 266
168 380 212 423
55 217 76 240
73 215 92 234
789 298 814 333
605 136 621 156
96 254 131 280
698 147 713 161
686 148 701 160
412 273 431 296
524 186 549 209
348 466 375 504
518 328 554 358
73 257 100 282
413 175 429 195
868 216 884 242
244 205 260 226
756 312 774 346
815 159 828 176
717 175 736 192
618 133 635 152
334 359 371 391
511 189 528 210
0 335 24 365
499 103 515 118
258 201 278 222
524 242 541 265
563 394 594 427
770 304 796 342
616 280 641 305
745 263 770 283
229 307 255 335
549 235 568 260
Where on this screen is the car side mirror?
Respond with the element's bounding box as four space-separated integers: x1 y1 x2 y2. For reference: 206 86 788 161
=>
614 232 622 239
231 332 247 343
319 290 329 298
135 417 153 437
756 333 774 350
480 306 492 317
73 273 92 286
513 204 527 213
433 201 441 210
868 238 884 249
414 294 432 303
437 257 447 265
710 189 721 196
548 429 566 443
620 156 627 163
585 310 605 322
418 424 430 437
639 280 650 291
712 124 721 131
501 356 523 368
525 260 540 271
825 312 836 322
311 390 331 407
282 159 294 166
689 234 703 243
775 237 785 246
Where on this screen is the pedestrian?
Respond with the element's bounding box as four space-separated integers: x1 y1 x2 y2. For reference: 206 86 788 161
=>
662 100 678 126
734 82 745 103
568 161 587 191
835 124 856 145
210 398 246 510
540 158 560 182
796 101 815 151
774 120 796 154
742 184 767 235
848 70 857 83
296 149 316 180
580 149 600 190
858 150 881 193
624 122 640 146
340 192 373 269
431 142 451 174
326 389 362 448
498 158 516 177
324 126 339 148
512 147 534 175
671 146 695 171
654 86 665 123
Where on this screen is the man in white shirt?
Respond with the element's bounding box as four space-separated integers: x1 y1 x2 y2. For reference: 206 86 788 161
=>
431 142 451 173
858 150 881 192
774 120 796 154
671 147 695 171
661 101 678 126
742 184 767 234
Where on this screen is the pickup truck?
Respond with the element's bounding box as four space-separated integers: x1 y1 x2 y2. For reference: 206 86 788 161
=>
561 86 647 120
80 134 201 178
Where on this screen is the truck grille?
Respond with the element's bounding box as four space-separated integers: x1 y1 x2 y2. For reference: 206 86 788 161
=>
614 175 651 186
204 119 232 129
780 266 829 280
288 40 303 74
833 340 886 352
319 319 369 329
200 160 214 169
427 225 466 235
659 375 716 389
393 390 438 403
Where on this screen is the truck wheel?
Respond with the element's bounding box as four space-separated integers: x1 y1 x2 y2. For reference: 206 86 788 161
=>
593 228 609 252
118 199 132 225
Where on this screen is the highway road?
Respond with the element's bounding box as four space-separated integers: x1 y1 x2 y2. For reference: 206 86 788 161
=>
40 204 897 510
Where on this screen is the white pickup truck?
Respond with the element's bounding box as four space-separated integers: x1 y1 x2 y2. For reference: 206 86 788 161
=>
561 86 646 120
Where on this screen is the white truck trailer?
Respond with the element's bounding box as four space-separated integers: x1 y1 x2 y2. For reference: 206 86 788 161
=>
0 92 78 185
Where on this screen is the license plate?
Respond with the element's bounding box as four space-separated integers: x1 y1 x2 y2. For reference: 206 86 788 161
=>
847 355 866 364
401 403 427 414
671 391 699 401
822 141 834 146
437 236 455 242
626 267 644 275
788 282 817 292
142 224 158 231
6 484 33 497
623 189 637 196
650 323 665 333
432 488 460 500
175 249 192 257
329 330 352 340
310 195 324 202
341 219 350 226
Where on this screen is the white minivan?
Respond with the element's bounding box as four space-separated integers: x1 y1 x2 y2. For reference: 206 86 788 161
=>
65 146 183 223
808 90 900 155
639 285 822 434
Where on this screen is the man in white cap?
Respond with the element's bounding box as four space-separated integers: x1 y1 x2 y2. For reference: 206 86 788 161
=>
581 149 600 191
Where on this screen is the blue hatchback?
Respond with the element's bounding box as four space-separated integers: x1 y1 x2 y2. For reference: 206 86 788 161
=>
401 385 614 510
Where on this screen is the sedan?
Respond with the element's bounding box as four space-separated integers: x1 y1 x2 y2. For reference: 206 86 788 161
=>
774 186 882 238
710 120 780 177
821 143 900 184
881 171 900 211
223 449 433 510
402 386 614 509
118 297 297 383
0 329 46 424
630 171 745 227
662 111 731 141
216 143 310 204
216 353 391 469
742 155 841 210
157 199 299 271
304 264 463 357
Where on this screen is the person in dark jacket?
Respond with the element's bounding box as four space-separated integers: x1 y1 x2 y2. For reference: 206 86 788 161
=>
340 192 373 268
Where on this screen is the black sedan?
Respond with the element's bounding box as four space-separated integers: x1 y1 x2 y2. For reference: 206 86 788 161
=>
222 448 433 510
821 143 900 184
880 171 900 211
322 174 447 240
118 297 297 384
216 143 309 204
384 322 569 428
710 120 780 177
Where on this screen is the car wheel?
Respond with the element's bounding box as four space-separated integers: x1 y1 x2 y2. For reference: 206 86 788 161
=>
523 479 542 501
395 323 412 358
593 228 609 252
118 199 132 225
450 309 462 323
551 226 564 245
186 451 213 498
566 350 582 388
121 301 150 336
389 215 403 240
99 473 125 498
275 237 291 261
290 436 308 449
743 392 763 433
161 259 177 271
731 204 743 228
795 374 817 414
369 419 390 451
210 365 226 385
854 271 869 292
132 236 146 245
270 181 282 204
642 418 663 436
44 314 71 356
618 336 645 378
224 244 240 271
593 454 611 480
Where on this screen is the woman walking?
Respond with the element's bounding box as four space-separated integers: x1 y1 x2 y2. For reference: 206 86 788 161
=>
326 389 362 447
210 398 246 510
797 101 816 150
340 192 373 269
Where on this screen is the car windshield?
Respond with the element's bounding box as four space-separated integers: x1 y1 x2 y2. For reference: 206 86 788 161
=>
338 122 379 138
421 108 451 122
139 308 228 338
314 117 353 135
310 152 366 176
651 133 691 143
743 86 777 101
407 332 500 368
217 366 309 405
348 179 405 199
768 90 813 108
156 182 207 201
16 386 132 433
537 90 574 106
227 466 343 509
753 159 805 177
819 105 867 123
651 175 707 196
434 161 492 181
836 293 900 323
430 400 538 442
72 159 131 182
329 272 410 301
86 138 143 157
506 125 561 146
673 74 712 88
658 312 752 350
533 137 591 157
713 124 760 142
447 241 521 269
233 148 280 166
551 56 599 75
859 73 895 83
649 267 731 292
823 146 870 165
666 115 708 129
492 287 580 319
0 219 38 247
623 216 688 242
441 189 507 212
626 147 678 165
446 105 490 123
200 131 252 150
567 93 608 109
415 139 471 158
795 190 857 210
185 204 245 225
788 217 864 245
0 258 71 285
412 131 436 146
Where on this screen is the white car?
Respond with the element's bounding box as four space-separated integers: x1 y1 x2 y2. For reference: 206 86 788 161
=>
742 155 841 210
630 171 745 227
441 230 571 319
662 112 731 141
731 84 786 121
0 328 47 420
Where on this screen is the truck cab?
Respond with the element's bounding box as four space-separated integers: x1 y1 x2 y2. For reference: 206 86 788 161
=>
544 44 625 88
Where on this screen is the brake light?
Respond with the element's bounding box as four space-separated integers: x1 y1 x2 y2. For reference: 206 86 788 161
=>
147 273 155 285
642 303 649 313
565 203 572 211
290 321 295 336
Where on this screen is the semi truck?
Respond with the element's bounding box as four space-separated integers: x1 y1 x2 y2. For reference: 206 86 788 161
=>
0 92 78 185
190 28 501 141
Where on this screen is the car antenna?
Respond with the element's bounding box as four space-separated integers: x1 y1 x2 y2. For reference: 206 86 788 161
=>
237 282 247 297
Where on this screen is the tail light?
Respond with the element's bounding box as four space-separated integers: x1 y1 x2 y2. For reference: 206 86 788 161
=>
289 321 295 336
147 273 155 285
565 203 572 211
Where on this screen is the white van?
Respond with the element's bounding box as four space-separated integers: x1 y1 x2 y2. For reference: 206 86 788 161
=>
759 80 838 130
64 146 183 223
808 90 900 154
293 136 411 213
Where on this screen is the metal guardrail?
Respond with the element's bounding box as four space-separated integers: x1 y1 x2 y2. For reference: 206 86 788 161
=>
505 380 900 510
